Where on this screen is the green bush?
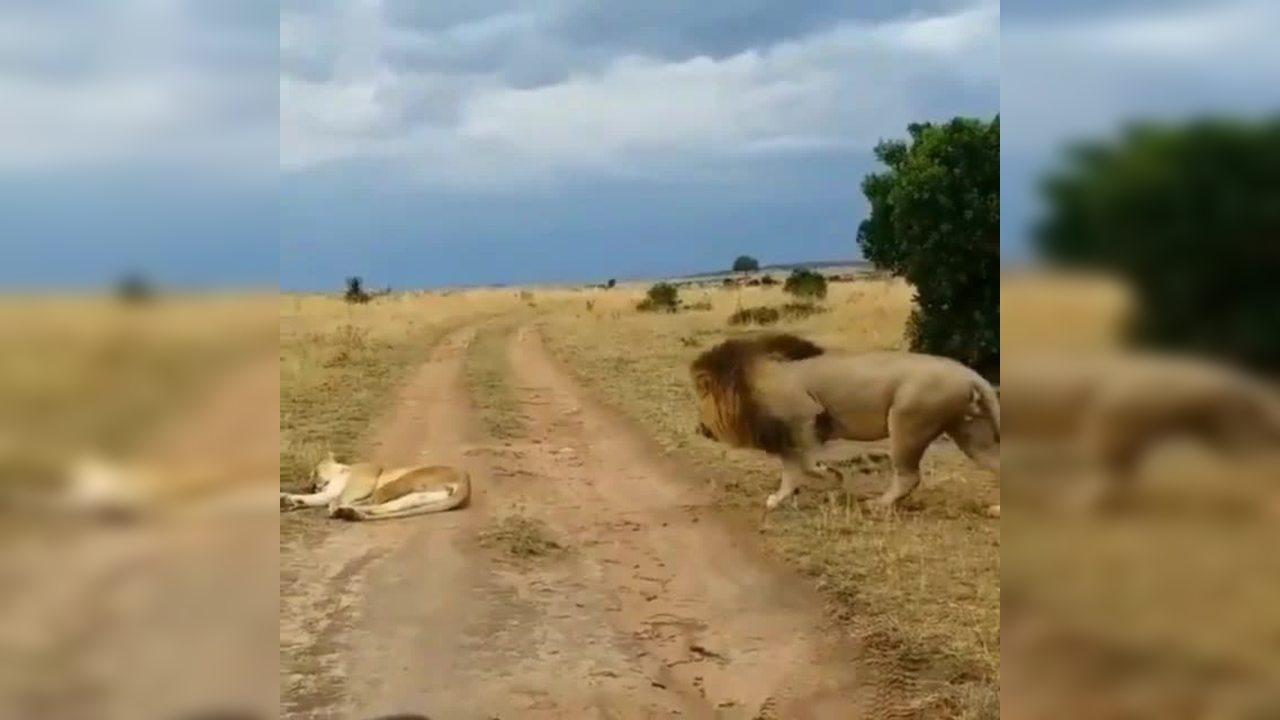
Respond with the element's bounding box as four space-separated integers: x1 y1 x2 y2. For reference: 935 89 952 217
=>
1037 117 1280 373
857 116 999 379
732 255 761 272
637 282 679 312
783 269 828 301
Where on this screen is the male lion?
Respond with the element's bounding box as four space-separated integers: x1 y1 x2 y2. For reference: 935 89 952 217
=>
690 333 1000 514
279 453 470 521
1001 351 1280 508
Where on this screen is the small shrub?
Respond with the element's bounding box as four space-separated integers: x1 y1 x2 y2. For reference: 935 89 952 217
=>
783 268 828 301
728 306 780 326
115 273 153 304
606 278 617 289
637 282 679 312
344 276 371 304
759 275 778 286
685 300 712 312
585 299 595 312
779 302 829 321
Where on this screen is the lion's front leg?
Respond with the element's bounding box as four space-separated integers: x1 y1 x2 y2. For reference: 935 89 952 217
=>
766 457 805 511
279 486 341 511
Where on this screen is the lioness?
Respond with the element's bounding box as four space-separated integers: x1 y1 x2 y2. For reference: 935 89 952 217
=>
279 453 470 521
691 333 1000 515
1001 351 1280 507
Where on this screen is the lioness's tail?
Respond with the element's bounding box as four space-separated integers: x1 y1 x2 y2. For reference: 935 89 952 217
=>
971 378 1001 440
334 475 471 522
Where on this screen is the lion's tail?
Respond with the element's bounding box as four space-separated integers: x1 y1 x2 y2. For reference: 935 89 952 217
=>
971 378 1001 441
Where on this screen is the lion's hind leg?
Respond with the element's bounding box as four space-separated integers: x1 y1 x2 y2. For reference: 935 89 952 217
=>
876 406 938 509
333 488 456 521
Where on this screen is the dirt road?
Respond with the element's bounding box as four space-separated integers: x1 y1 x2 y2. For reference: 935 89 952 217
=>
281 324 870 719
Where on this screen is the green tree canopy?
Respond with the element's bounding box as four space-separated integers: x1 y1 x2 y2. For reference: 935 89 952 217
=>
732 255 760 273
857 116 1000 378
1037 117 1280 373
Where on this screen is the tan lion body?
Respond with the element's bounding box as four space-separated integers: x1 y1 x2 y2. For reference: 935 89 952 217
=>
1001 352 1280 503
279 454 470 521
57 455 275 520
691 334 1001 515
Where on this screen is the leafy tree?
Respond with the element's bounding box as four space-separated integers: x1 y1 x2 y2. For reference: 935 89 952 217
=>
732 255 760 273
606 278 617 289
857 116 999 378
344 276 371 304
1037 117 1280 373
783 268 828 301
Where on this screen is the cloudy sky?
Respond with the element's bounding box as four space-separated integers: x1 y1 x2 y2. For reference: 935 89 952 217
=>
279 0 1000 289
0 1 1273 288
1001 0 1280 261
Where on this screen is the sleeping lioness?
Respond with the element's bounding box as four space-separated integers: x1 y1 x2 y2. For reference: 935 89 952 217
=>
279 453 470 521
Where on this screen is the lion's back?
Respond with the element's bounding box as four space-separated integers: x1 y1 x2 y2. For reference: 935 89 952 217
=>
372 465 467 503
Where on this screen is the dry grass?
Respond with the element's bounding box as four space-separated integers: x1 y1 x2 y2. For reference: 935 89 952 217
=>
278 290 520 491
536 277 1000 715
0 293 275 492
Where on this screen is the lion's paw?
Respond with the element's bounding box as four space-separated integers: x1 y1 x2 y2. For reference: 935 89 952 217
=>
331 506 361 521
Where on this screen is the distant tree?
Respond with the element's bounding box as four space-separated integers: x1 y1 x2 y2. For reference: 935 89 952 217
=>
115 272 153 304
857 116 999 378
606 278 617 289
783 268 828 301
1037 117 1280 373
344 276 371 304
732 255 760 273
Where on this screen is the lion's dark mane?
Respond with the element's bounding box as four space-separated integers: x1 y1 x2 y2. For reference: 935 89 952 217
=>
690 333 830 455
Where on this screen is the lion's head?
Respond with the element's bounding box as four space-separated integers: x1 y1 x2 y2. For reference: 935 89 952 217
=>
689 333 826 455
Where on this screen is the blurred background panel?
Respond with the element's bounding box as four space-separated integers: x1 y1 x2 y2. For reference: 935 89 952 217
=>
1002 1 1280 717
0 2 277 718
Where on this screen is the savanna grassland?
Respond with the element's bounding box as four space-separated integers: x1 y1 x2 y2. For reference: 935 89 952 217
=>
278 269 1276 717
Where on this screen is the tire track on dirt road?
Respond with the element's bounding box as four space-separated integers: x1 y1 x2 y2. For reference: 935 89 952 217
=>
495 325 869 719
281 325 696 719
